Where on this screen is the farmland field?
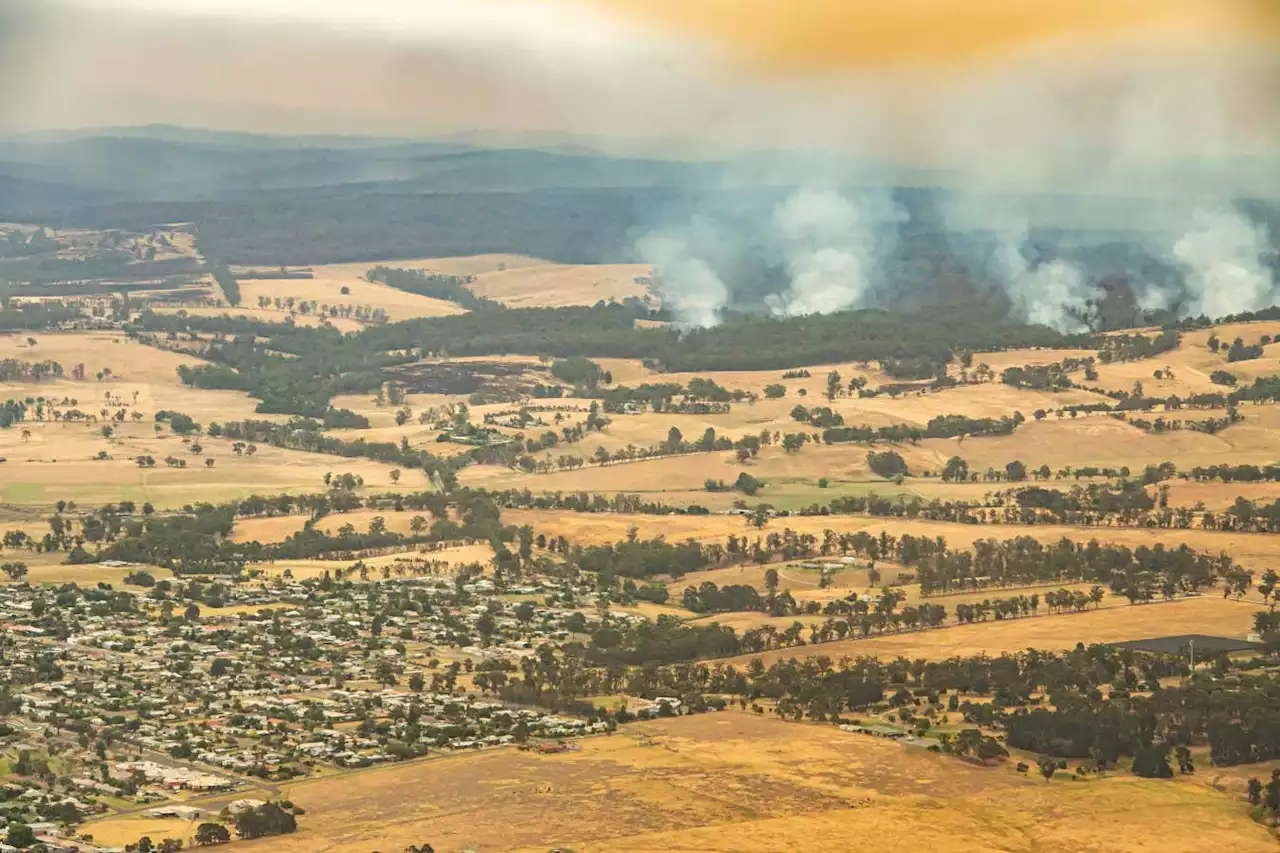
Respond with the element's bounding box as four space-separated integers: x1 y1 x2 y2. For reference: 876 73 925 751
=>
717 596 1261 665
229 713 1276 853
8 266 1280 853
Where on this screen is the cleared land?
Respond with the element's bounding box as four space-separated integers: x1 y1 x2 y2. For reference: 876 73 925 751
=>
241 262 466 321
0 330 270 422
497 508 1280 573
0 420 408 509
466 261 654 308
225 713 1275 853
719 596 1261 666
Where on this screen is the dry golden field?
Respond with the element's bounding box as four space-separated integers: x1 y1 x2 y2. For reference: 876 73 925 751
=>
253 544 495 581
719 596 1261 666
467 261 654 308
232 509 453 543
0 331 270 422
240 262 466 321
0 419 409 509
1082 321 1280 397
498 508 1280 581
220 713 1276 853
149 304 366 333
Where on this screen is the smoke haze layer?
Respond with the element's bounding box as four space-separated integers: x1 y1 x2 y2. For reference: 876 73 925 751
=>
3 0 1278 332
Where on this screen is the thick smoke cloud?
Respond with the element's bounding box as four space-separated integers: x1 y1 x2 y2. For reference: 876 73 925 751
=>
636 232 729 329
642 188 907 328
1173 209 1276 318
765 190 905 317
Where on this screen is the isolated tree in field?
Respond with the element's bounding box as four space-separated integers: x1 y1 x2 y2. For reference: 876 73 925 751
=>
781 433 807 453
2 561 29 582
867 451 908 479
747 504 771 529
390 468 401 484
1038 756 1057 782
1005 460 1028 482
942 456 969 482
764 384 786 399
184 602 201 622
1260 569 1279 610
735 472 763 496
205 458 215 468
826 370 842 400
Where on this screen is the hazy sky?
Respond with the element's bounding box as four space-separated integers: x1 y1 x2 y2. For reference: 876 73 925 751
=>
1 0 1276 188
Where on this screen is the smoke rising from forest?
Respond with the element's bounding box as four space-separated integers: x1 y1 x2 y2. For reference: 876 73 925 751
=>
639 38 1280 331
3 1 1279 334
1174 210 1277 320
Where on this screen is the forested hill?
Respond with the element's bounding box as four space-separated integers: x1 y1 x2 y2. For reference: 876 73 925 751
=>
2 129 1275 307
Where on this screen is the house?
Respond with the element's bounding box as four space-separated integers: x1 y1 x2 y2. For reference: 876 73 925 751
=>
148 805 205 820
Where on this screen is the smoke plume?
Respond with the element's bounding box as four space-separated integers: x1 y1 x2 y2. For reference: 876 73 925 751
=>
636 231 729 329
642 188 906 327
765 190 905 317
1174 209 1277 318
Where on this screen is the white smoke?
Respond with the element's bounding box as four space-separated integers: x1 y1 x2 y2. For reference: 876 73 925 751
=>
1133 281 1173 314
1173 208 1276 318
1012 260 1100 333
944 201 1101 334
637 232 729 329
641 187 906 326
764 189 904 317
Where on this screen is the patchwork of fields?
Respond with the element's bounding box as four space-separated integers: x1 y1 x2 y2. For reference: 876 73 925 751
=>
6 266 1280 853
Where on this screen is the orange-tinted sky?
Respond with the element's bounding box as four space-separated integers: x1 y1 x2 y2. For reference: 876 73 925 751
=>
0 0 1274 183
590 0 1279 70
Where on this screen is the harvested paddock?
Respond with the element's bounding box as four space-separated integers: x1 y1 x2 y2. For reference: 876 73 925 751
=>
720 596 1261 666
255 544 494 581
466 261 654 308
150 304 366 333
240 261 466 321
500 508 1280 577
0 330 270 422
0 421 407 509
233 510 452 544
230 712 1274 853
